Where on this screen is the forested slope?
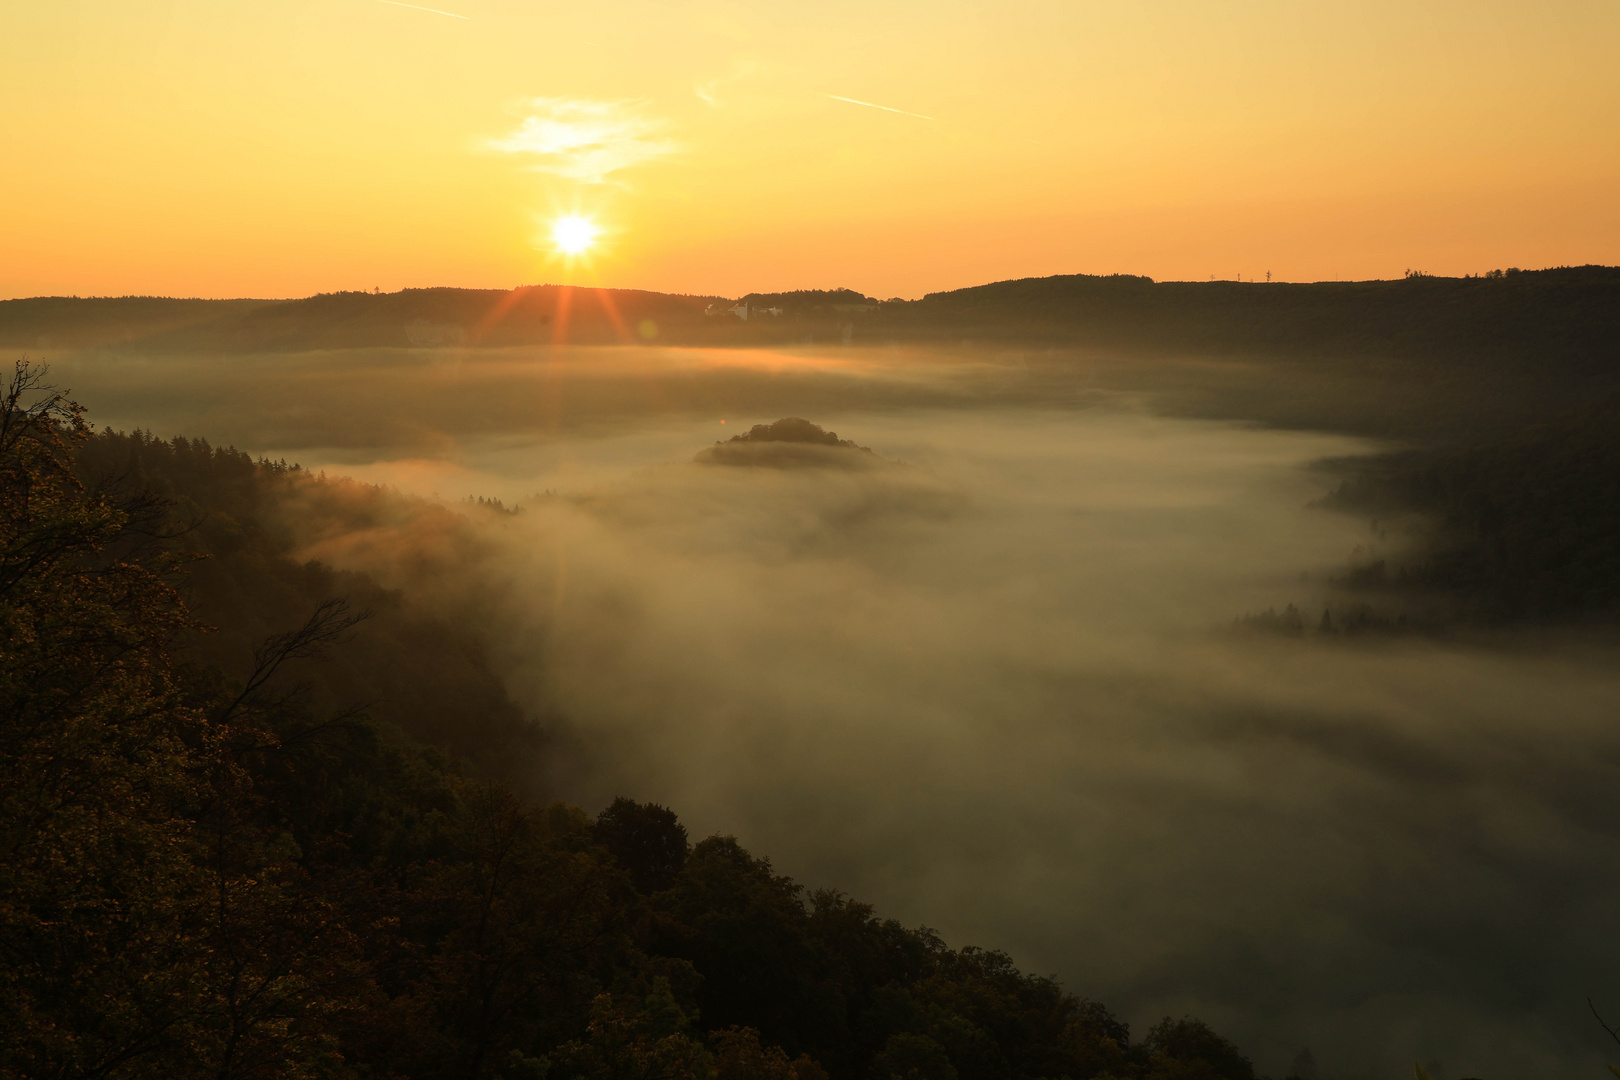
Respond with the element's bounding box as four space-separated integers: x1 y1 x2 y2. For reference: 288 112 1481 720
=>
1321 391 1620 622
73 427 549 798
9 266 1616 370
0 296 272 349
879 266 1620 371
0 287 729 352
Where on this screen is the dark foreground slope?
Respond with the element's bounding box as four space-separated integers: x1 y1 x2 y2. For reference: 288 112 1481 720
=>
72 427 550 797
0 366 1263 1080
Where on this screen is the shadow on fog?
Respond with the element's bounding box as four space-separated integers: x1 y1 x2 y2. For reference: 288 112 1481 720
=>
43 342 1620 1079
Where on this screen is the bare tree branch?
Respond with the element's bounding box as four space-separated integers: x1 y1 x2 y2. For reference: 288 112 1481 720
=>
218 599 373 724
1591 998 1620 1050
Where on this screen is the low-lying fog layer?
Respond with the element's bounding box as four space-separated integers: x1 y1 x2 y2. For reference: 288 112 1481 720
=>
44 345 1620 1079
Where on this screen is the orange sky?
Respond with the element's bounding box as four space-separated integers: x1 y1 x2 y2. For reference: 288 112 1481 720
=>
3 0 1617 299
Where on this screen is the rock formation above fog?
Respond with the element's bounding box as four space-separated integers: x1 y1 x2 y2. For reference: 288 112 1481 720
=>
694 418 882 469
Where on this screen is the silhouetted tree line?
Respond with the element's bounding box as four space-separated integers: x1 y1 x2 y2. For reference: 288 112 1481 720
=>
2 361 1263 1079
875 266 1620 374
8 268 1616 384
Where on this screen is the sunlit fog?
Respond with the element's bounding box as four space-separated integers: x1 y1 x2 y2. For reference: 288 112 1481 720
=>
41 342 1620 1077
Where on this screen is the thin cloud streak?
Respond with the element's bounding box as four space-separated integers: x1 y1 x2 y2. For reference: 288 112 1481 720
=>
828 94 936 121
376 0 469 19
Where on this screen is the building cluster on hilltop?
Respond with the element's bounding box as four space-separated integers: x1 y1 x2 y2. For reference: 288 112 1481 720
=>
704 302 784 320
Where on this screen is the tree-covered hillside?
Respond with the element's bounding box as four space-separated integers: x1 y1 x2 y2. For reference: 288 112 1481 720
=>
0 287 731 352
0 296 273 349
70 426 550 799
8 267 1616 373
878 266 1620 370
1321 391 1620 622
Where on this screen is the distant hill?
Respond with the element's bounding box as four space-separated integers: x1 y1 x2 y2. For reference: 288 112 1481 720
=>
0 295 273 349
0 286 731 351
876 265 1620 369
694 417 881 469
738 289 879 310
8 268 1617 371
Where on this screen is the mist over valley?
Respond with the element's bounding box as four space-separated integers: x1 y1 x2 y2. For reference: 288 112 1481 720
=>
11 282 1620 1076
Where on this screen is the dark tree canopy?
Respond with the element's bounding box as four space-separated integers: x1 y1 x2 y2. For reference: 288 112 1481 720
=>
595 797 690 894
1144 1017 1256 1080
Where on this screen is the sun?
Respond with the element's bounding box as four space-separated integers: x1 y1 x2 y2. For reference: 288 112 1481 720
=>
551 215 600 256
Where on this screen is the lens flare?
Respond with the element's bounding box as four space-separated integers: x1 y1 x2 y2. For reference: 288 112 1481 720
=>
551 215 599 256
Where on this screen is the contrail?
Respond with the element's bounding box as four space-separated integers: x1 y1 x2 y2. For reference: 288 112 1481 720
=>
376 0 469 19
827 95 936 121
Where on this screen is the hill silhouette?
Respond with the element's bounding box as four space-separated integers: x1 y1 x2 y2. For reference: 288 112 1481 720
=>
8 267 1616 375
0 295 272 349
877 265 1620 369
0 286 731 351
694 418 882 469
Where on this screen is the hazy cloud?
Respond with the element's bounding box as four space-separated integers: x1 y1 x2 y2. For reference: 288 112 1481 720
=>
491 98 677 184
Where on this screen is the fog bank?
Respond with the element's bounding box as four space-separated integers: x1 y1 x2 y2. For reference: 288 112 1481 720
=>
49 343 1620 1078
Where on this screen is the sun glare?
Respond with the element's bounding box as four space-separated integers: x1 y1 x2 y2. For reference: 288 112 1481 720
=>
551 215 600 256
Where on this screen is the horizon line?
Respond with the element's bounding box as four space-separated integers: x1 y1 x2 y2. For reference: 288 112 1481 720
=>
4 263 1615 305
